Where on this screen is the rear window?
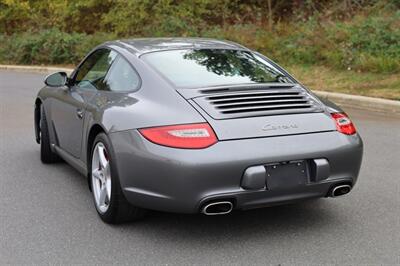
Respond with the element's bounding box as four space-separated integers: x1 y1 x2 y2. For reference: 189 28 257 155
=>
142 49 289 88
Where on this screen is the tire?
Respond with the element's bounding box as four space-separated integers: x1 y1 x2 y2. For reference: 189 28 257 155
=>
89 133 145 224
40 106 60 164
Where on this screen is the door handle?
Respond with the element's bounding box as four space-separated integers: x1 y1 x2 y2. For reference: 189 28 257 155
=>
76 108 84 119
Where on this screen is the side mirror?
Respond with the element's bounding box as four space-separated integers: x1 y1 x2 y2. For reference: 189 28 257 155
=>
44 72 68 87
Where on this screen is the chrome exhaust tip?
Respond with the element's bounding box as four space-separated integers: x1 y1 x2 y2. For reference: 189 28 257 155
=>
201 201 233 215
331 184 352 197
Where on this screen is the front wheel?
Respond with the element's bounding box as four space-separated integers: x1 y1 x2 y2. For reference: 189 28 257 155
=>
40 106 60 164
90 133 145 224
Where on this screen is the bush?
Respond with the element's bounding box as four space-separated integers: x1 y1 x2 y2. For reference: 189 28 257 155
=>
0 1 398 73
0 29 116 65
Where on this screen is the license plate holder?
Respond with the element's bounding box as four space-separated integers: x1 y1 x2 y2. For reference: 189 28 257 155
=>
265 160 308 190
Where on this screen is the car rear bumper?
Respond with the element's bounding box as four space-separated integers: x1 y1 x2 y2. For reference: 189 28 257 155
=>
109 130 363 213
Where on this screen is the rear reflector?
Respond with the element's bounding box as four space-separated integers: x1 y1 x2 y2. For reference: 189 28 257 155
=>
139 123 218 149
331 113 356 135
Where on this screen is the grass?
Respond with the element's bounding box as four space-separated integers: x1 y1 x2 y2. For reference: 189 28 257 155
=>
287 65 400 101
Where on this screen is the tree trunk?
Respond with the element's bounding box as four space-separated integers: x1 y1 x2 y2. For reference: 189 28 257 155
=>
267 0 273 30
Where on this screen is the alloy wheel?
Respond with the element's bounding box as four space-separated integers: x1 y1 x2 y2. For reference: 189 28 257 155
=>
91 142 111 213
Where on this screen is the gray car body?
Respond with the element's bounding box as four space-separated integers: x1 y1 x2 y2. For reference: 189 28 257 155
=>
34 38 363 213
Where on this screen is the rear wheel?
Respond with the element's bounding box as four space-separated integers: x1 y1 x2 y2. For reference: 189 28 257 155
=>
40 106 60 164
90 133 145 223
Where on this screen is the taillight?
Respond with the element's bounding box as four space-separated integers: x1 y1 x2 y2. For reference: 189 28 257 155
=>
331 113 356 135
138 123 218 149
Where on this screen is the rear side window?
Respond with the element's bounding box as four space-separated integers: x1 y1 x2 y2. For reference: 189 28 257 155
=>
103 56 140 92
74 49 117 90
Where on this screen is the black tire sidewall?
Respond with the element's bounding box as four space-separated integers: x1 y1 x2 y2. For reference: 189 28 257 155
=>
40 106 58 163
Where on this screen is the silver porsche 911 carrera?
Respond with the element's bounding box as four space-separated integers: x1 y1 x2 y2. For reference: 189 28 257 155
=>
34 38 363 223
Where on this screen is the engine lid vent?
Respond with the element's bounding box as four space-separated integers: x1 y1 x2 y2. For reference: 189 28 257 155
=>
193 87 323 119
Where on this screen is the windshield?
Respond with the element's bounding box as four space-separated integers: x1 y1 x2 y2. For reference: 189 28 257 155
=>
142 49 290 88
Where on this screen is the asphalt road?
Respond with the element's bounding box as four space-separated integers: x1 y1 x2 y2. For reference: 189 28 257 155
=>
1 70 399 265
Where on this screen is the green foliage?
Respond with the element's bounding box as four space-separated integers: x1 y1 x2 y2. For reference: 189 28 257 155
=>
0 0 399 73
222 7 400 73
0 29 115 65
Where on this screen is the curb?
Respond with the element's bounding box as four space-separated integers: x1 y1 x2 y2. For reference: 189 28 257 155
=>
0 65 73 75
314 90 400 115
1 64 399 114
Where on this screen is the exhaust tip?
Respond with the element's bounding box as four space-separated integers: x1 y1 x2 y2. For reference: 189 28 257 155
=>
331 184 352 197
201 201 233 215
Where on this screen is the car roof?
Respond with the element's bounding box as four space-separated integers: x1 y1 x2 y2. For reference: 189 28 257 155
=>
106 38 249 56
